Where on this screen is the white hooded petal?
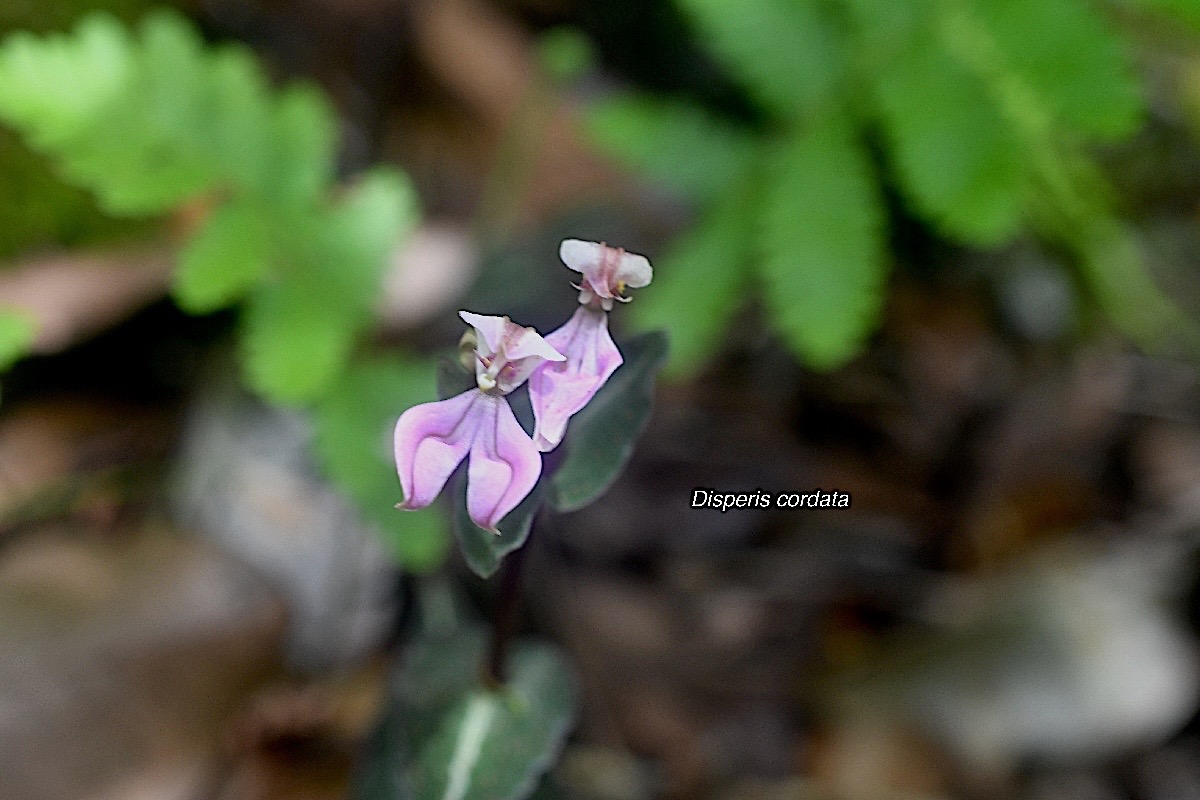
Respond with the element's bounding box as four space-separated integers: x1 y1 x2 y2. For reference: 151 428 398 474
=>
616 251 652 288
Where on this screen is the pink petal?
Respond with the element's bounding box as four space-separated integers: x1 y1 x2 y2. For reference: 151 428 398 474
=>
505 328 566 363
393 389 485 510
529 307 623 452
466 394 542 531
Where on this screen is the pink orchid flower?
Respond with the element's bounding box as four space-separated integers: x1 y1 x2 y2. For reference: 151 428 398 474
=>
528 240 654 452
393 312 564 532
528 306 622 452
559 239 653 311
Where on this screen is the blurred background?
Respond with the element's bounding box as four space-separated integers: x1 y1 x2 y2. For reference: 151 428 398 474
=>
4 0 1200 798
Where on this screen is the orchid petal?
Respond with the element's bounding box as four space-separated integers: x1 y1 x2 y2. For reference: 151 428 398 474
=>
615 251 652 288
559 239 652 303
394 389 485 510
559 239 603 278
458 310 565 395
529 306 623 452
458 311 506 356
505 328 566 362
466 394 543 531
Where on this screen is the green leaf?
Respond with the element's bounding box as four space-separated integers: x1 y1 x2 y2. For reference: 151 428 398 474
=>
632 187 754 374
0 14 132 150
269 84 337 209
313 357 449 573
207 46 273 194
548 331 668 512
331 167 420 287
970 0 1143 141
0 310 36 372
78 11 214 214
584 93 755 202
407 641 576 800
1059 210 1200 352
761 113 887 369
242 171 414 405
358 630 577 800
1122 0 1200 30
674 0 844 117
240 265 358 405
453 472 545 580
872 31 1025 244
355 626 489 800
174 199 271 313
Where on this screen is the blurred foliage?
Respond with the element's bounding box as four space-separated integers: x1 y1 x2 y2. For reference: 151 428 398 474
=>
0 10 448 571
314 359 448 573
585 0 1200 373
0 1 163 262
0 311 36 373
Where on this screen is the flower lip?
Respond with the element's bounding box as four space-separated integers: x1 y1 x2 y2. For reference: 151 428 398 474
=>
559 239 652 308
393 388 542 532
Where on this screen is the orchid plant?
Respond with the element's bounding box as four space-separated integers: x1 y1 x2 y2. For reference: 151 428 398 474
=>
393 238 660 548
357 241 667 800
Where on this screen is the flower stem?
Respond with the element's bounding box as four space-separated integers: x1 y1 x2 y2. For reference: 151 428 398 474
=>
481 537 530 689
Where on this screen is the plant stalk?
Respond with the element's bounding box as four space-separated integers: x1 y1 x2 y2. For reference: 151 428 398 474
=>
482 535 531 689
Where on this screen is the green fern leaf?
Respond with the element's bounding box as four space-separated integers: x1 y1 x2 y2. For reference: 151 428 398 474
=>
175 200 272 314
970 0 1143 140
207 46 273 195
674 0 844 117
760 113 887 369
632 184 755 374
0 15 132 149
584 93 755 202
872 31 1025 244
0 310 36 372
241 263 359 405
313 357 448 572
268 85 337 211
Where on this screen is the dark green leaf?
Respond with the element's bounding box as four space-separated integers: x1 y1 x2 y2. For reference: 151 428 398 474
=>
407 641 576 800
548 331 668 512
355 627 489 800
761 112 887 369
